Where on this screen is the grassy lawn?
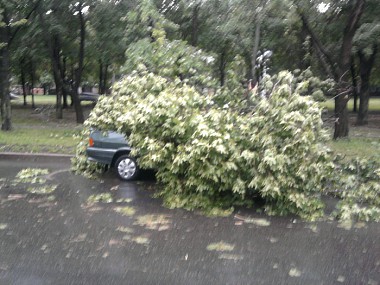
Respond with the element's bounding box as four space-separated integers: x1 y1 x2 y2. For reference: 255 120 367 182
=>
12 94 95 106
0 127 80 154
0 96 88 154
12 94 57 105
327 138 380 162
321 97 380 111
321 97 380 162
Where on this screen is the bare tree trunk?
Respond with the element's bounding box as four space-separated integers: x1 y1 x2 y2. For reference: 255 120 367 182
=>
52 35 63 119
190 4 200 46
30 60 36 109
0 10 12 131
357 44 377 125
357 86 369 125
251 0 269 83
20 59 28 106
72 3 85 124
99 60 103 94
350 59 358 112
0 47 11 131
62 57 69 109
103 64 109 94
251 20 261 83
219 47 227 87
98 62 109 94
334 91 350 138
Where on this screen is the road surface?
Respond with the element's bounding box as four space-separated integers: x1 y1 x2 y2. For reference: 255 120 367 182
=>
0 155 379 284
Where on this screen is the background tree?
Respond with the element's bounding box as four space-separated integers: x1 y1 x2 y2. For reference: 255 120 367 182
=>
1 0 40 130
87 0 128 94
2 0 379 137
297 0 366 139
38 0 89 122
352 0 380 125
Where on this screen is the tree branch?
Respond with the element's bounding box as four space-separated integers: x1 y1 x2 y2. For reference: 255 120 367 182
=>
9 0 43 46
339 0 366 74
299 12 338 79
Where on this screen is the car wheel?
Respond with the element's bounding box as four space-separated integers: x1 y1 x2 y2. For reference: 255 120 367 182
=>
115 155 139 181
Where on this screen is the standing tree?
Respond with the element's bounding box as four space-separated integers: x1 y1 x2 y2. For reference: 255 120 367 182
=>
352 0 380 125
0 5 12 130
298 0 366 139
69 1 87 124
0 0 40 131
87 0 128 94
38 0 88 123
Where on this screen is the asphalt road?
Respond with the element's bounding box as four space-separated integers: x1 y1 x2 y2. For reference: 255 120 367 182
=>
0 155 379 285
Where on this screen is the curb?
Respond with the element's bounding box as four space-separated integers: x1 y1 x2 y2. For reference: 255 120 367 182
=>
0 152 74 158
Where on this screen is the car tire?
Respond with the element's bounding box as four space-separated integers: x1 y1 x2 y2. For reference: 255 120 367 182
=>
115 155 139 181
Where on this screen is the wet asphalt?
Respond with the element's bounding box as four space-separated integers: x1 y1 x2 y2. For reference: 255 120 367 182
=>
0 155 379 285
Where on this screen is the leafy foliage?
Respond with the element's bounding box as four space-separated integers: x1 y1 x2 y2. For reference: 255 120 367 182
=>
122 0 218 89
292 68 335 102
124 38 216 87
87 193 113 204
15 168 49 184
332 158 380 221
71 128 106 178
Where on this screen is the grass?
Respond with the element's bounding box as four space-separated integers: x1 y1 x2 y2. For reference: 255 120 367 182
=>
321 97 380 162
12 94 57 105
327 138 380 162
12 94 94 106
0 96 88 154
321 97 380 111
0 127 80 154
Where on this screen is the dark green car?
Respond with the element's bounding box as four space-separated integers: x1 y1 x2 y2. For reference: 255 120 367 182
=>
86 131 139 181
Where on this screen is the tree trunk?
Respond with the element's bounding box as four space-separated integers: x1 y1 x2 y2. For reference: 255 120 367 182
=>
219 48 227 87
39 10 64 119
99 60 103 94
1 0 42 130
334 92 350 138
0 46 11 131
30 60 36 109
72 4 85 124
62 57 69 108
0 10 12 131
251 17 261 83
251 19 261 83
357 87 369 125
20 60 28 106
333 0 365 139
52 36 63 119
190 4 200 46
103 64 109 94
350 59 358 112
299 13 338 80
98 62 109 94
357 44 377 125
258 0 366 139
